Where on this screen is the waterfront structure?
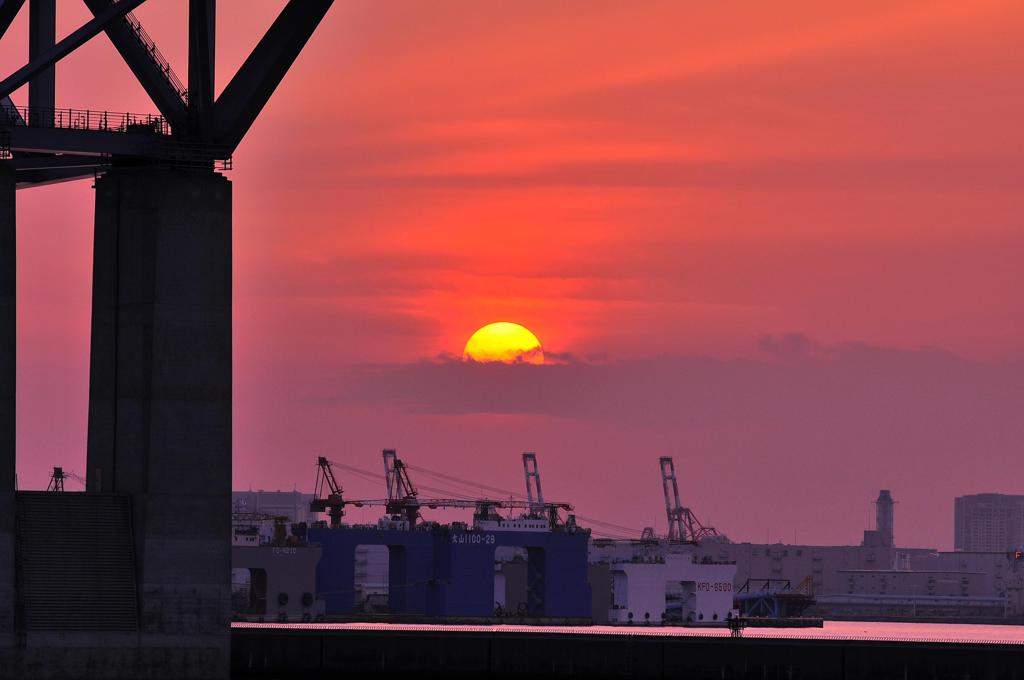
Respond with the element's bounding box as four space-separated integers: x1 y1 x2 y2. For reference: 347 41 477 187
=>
587 538 737 625
955 493 1024 552
231 517 741 625
251 453 742 626
312 523 593 620
232 543 324 623
233 622 1024 680
228 474 1024 624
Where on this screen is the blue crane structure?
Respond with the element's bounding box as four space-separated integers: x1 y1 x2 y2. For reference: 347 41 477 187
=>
308 452 592 621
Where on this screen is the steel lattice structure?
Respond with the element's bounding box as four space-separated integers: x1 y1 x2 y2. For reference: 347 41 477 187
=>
0 0 332 186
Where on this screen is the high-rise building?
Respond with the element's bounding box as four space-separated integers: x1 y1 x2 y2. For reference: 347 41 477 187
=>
954 494 1024 552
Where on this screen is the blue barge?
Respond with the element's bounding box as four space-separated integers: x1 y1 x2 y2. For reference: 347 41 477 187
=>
310 524 591 620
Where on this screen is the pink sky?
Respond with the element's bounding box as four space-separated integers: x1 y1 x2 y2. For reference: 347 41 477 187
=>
6 1 1024 549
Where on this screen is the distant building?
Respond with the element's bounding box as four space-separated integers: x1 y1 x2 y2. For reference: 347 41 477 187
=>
694 489 1024 620
862 490 894 548
232 490 318 543
954 494 1024 552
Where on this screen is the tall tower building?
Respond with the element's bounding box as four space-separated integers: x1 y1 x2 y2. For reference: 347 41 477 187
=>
862 489 895 549
954 494 1024 552
876 490 894 548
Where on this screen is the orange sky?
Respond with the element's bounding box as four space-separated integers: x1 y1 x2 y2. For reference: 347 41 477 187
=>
6 1 1024 548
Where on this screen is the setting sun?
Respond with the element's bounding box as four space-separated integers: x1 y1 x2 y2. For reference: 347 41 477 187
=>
463 322 544 365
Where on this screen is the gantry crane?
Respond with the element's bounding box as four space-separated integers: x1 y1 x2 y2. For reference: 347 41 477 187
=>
310 456 346 528
310 450 575 529
383 449 421 526
660 456 719 543
521 451 571 527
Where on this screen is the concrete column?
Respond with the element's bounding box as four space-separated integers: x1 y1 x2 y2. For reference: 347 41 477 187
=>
0 165 14 650
86 167 231 678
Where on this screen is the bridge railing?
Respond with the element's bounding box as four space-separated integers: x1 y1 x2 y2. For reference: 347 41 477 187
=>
0 103 171 136
116 3 188 102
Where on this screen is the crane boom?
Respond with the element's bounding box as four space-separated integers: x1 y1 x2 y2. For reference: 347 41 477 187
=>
523 452 544 514
310 456 346 527
659 456 719 543
383 449 421 525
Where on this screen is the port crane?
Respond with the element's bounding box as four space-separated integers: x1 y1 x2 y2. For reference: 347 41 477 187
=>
660 456 719 543
522 452 544 514
383 449 420 526
309 451 574 529
310 456 347 528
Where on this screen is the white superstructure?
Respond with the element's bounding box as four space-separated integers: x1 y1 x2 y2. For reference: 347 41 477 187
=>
603 554 736 625
589 539 737 626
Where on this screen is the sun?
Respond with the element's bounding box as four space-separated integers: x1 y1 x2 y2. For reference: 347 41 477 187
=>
463 322 544 365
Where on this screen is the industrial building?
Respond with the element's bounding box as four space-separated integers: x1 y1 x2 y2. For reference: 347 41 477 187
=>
955 493 1024 552
695 489 1024 620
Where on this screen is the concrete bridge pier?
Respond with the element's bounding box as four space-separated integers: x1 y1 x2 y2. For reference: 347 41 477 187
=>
84 166 233 679
0 166 232 679
0 166 15 663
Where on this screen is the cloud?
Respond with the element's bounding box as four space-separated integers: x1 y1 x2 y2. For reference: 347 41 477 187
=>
332 155 1024 191
318 336 1019 427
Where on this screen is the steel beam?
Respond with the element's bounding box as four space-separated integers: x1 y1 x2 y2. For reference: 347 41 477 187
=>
0 0 24 41
10 155 103 187
1 97 23 125
82 0 186 129
213 0 332 152
15 166 96 188
1 125 156 156
188 0 215 139
27 0 54 123
9 154 101 170
0 0 146 102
